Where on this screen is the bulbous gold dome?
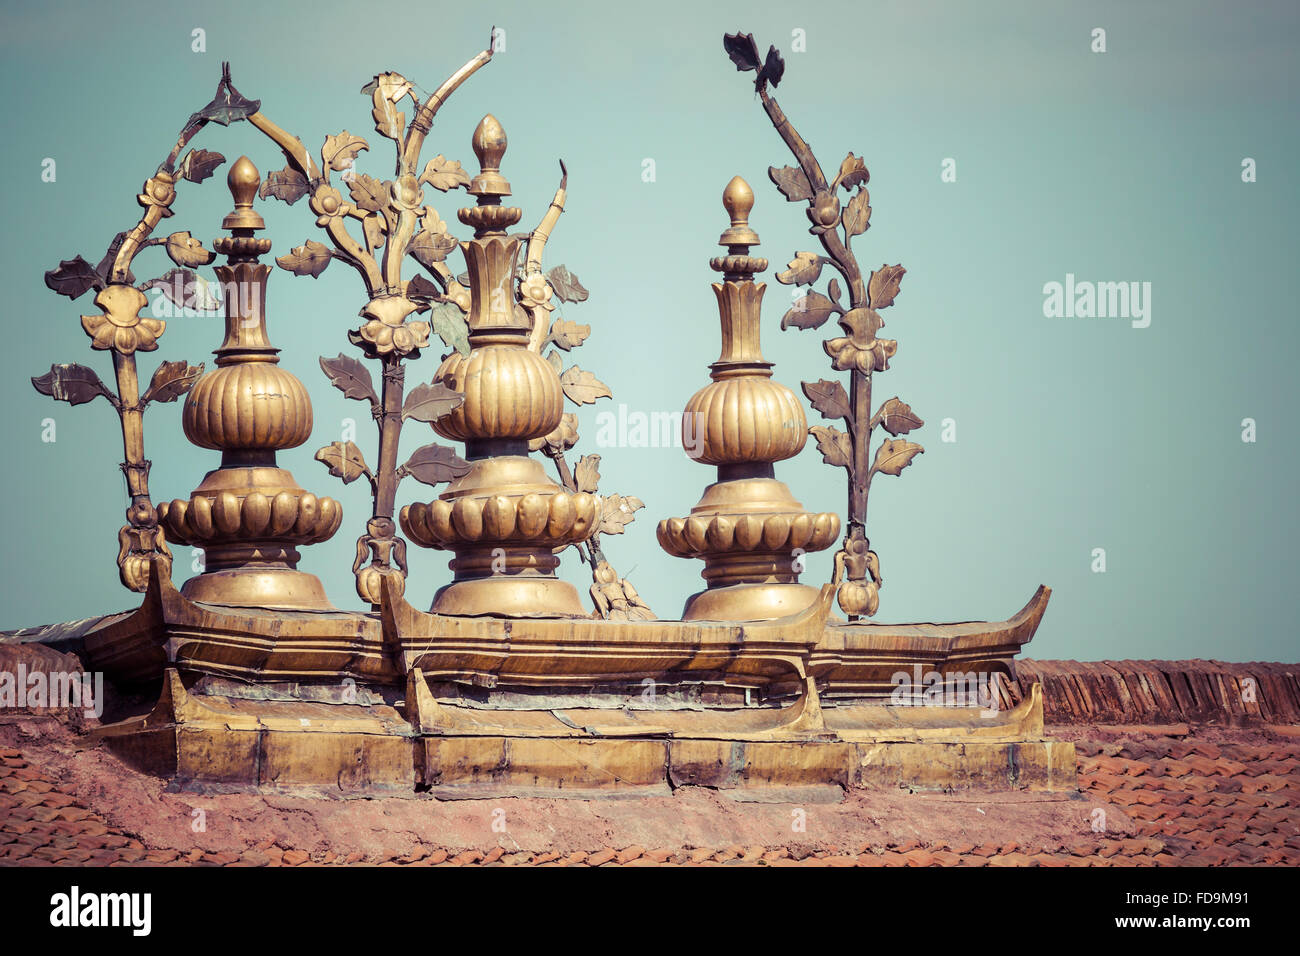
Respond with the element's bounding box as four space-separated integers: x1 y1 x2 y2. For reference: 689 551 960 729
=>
183 363 313 451
431 345 563 442
683 376 808 465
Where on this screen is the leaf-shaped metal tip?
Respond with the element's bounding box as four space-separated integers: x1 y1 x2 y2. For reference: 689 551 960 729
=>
724 32 761 73
141 360 204 405
44 256 102 299
402 382 465 424
402 443 472 487
320 353 379 406
763 45 785 89
316 441 372 485
31 363 116 407
193 62 261 127
558 158 568 186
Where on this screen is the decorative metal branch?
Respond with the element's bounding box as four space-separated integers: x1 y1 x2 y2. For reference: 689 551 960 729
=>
724 32 924 621
35 65 254 590
243 39 506 607
515 168 654 620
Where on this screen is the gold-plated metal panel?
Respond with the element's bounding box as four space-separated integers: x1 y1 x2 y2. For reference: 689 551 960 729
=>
91 669 1074 795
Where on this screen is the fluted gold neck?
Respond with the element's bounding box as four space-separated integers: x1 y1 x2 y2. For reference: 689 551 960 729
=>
708 280 771 378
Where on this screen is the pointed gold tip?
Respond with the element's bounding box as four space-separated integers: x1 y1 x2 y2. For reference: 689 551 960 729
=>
467 114 512 199
472 114 507 169
719 175 759 248
221 155 265 231
227 155 260 205
723 175 754 225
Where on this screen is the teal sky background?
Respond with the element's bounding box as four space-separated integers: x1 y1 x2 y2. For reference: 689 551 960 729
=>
1 0 1296 662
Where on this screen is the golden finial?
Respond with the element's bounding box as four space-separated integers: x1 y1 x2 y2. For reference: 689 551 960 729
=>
711 175 766 279
157 146 339 611
459 114 522 236
467 114 511 198
658 174 837 621
718 175 760 248
221 155 265 231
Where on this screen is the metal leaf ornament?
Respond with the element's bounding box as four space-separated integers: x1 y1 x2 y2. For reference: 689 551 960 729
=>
726 31 925 620
36 63 249 590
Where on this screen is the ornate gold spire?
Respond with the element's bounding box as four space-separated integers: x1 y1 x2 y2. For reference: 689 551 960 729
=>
157 158 341 610
401 118 596 617
658 177 839 621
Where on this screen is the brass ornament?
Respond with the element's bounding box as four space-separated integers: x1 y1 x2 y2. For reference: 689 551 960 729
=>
156 157 341 610
235 44 498 608
35 68 250 590
400 116 600 618
47 37 648 617
14 34 1067 799
724 32 923 621
658 177 840 622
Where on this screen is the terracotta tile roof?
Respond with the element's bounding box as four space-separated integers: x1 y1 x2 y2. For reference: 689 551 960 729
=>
1014 660 1300 725
4 729 1299 866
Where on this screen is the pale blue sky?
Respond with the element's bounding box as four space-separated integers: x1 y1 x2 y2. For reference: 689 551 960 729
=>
2 0 1296 662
